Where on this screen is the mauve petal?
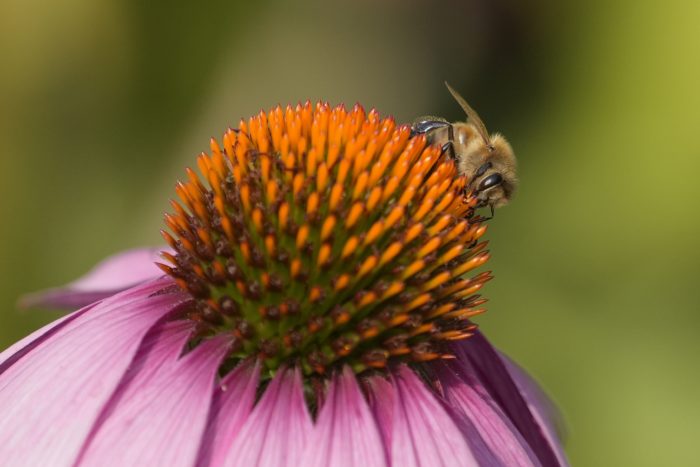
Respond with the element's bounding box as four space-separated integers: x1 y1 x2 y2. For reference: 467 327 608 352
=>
499 354 569 467
0 303 94 372
433 362 540 467
196 360 260 467
371 365 479 467
222 367 313 467
365 373 394 450
301 366 387 467
19 247 168 309
451 333 564 466
0 278 189 466
77 322 230 466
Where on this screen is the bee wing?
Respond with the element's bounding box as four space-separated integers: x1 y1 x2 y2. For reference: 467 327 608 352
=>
444 81 492 148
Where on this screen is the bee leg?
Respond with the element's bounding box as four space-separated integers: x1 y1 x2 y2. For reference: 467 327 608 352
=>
440 141 457 160
478 204 495 221
440 123 458 160
469 199 495 222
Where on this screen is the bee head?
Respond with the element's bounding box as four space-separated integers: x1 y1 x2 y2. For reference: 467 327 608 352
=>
469 135 517 208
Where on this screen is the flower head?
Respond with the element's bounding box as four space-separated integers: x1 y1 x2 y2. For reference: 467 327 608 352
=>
159 102 490 377
1 102 567 466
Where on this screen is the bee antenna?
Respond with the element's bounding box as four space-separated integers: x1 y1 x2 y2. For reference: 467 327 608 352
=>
444 81 493 150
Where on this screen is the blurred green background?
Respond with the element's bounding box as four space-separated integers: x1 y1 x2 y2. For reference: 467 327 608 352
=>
1 0 698 464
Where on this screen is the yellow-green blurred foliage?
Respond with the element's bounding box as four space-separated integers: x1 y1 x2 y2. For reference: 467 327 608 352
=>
1 0 698 464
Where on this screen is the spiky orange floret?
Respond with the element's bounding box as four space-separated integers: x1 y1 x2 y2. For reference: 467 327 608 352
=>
160 101 492 376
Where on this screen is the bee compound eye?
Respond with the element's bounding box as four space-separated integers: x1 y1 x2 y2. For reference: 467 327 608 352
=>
478 173 503 191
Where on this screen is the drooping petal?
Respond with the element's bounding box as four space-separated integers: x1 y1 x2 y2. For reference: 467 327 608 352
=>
19 247 168 309
432 362 540 466
368 365 479 467
0 303 94 372
221 367 313 467
364 372 394 450
451 333 565 466
499 353 569 467
76 321 229 467
0 278 188 466
196 360 260 467
301 366 387 467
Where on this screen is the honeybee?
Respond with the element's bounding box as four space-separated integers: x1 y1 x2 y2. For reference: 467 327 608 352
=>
411 82 517 214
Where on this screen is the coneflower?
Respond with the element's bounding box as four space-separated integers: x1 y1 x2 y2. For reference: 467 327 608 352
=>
0 102 567 466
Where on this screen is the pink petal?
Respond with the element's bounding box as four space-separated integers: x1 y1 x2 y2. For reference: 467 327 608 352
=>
369 365 479 467
77 322 230 466
301 366 388 467
433 362 540 466
451 333 565 466
196 360 260 467
0 303 94 372
19 247 168 309
222 367 313 467
365 373 394 450
499 353 569 467
0 278 189 465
